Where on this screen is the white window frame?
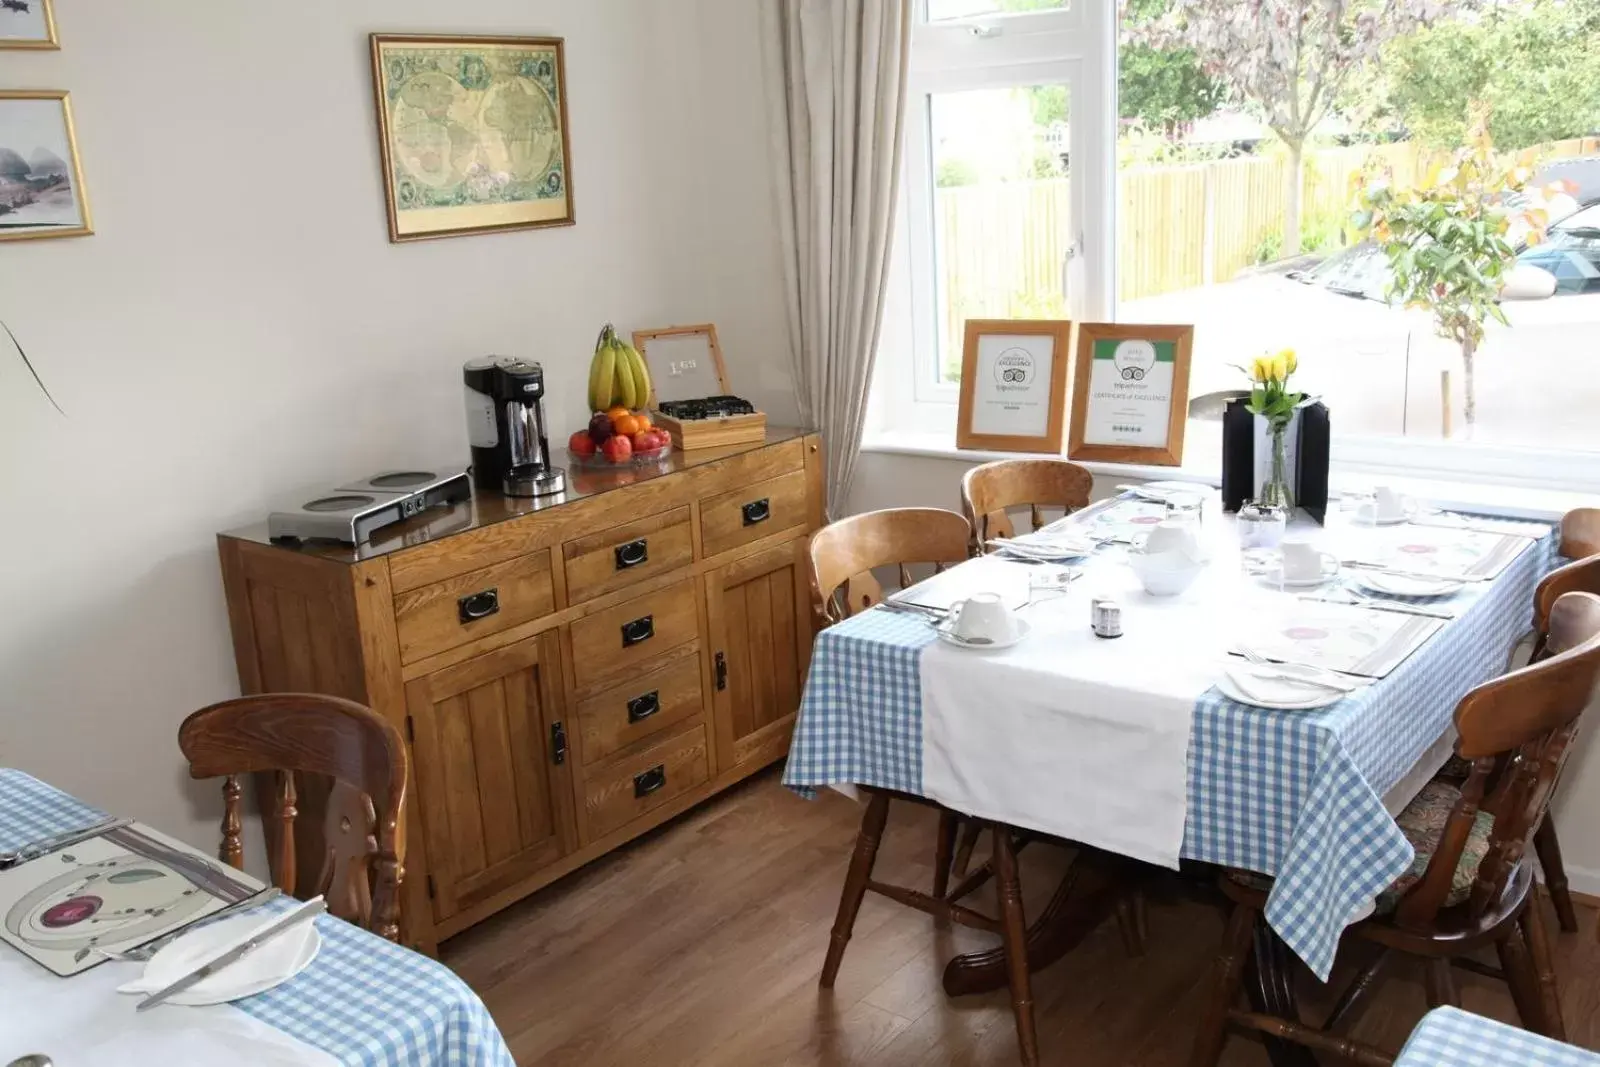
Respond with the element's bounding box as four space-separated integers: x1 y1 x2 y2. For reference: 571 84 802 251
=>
892 1 1117 427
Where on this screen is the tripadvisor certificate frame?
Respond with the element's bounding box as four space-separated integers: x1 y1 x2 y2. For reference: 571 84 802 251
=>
1068 322 1194 466
955 319 1074 453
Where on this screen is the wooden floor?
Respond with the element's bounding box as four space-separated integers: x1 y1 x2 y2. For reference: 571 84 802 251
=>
444 769 1600 1066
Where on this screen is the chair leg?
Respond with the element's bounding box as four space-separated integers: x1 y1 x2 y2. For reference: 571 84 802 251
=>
1533 815 1579 934
951 820 983 880
1522 891 1567 1041
1498 927 1552 1037
1189 900 1256 1067
1423 957 1459 1009
933 811 957 900
821 792 890 988
991 824 1040 1067
1115 891 1147 957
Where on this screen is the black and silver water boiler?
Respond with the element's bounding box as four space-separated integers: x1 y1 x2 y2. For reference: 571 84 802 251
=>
462 356 567 497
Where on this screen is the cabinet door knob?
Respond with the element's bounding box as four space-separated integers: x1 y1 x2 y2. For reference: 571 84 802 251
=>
457 588 500 624
620 615 655 648
741 498 771 526
633 764 667 799
614 538 649 570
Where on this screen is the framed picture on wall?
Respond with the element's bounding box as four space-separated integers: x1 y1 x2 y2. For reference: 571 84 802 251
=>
955 319 1074 453
369 34 574 242
0 0 59 50
1067 322 1194 466
0 91 92 243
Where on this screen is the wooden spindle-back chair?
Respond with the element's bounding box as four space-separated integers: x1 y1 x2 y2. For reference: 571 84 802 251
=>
961 459 1094 553
1191 591 1600 1066
809 507 1042 1066
178 693 408 941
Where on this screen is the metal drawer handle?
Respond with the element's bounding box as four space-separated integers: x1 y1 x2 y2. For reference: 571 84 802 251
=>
633 764 666 799
457 588 500 624
742 498 771 526
627 690 661 723
620 614 655 648
614 538 649 570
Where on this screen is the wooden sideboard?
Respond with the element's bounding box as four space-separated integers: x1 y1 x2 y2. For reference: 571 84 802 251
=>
216 430 823 952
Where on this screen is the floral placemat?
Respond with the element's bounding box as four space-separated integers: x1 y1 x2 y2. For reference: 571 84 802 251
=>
1046 497 1169 543
1231 600 1444 679
1341 524 1535 582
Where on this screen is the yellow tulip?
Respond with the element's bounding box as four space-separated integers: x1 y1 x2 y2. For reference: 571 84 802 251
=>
1251 356 1270 383
1270 353 1288 382
1278 348 1298 375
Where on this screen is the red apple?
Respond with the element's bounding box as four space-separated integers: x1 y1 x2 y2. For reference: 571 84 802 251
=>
631 431 657 453
568 429 596 456
601 434 633 463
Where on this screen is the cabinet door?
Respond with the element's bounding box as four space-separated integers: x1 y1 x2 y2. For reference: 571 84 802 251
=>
704 538 812 776
405 630 575 924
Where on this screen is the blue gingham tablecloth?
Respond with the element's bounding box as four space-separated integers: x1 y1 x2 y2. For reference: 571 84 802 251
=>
1397 1007 1600 1066
784 516 1555 981
0 768 514 1067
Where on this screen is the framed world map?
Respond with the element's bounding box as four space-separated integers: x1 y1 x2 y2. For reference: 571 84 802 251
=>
370 34 574 242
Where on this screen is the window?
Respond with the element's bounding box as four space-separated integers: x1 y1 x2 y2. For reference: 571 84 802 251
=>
890 0 1114 421
875 1 1600 490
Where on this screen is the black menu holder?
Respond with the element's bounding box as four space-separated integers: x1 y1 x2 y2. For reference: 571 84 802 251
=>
1221 399 1331 523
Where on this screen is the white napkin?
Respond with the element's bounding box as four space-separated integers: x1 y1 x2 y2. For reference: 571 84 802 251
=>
1223 666 1334 706
117 908 320 1004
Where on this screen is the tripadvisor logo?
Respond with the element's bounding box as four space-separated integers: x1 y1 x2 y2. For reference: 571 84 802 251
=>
1113 339 1156 382
993 347 1035 387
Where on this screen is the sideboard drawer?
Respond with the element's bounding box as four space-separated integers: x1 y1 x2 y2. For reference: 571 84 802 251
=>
393 551 555 664
582 722 710 841
562 506 694 605
698 469 808 559
576 647 704 766
568 579 699 688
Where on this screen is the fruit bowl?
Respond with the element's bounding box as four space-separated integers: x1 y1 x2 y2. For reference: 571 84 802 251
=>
566 443 673 469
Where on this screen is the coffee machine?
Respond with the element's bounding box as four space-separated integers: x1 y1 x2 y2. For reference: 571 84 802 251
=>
462 356 567 497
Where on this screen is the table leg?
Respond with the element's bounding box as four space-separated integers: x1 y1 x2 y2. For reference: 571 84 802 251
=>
1248 922 1319 1067
942 849 1131 996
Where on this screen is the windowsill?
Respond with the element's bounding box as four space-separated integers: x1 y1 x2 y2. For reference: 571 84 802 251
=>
860 429 1598 522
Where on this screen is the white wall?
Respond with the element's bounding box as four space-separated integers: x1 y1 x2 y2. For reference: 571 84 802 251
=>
0 0 791 849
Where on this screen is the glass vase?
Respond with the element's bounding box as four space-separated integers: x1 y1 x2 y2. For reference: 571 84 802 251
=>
1260 420 1295 512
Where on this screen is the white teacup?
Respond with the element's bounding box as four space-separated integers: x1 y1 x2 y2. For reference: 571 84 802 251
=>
1143 519 1201 560
1358 486 1408 524
1280 537 1338 583
948 593 1018 644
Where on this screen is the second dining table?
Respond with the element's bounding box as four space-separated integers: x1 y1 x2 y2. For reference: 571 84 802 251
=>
785 490 1555 1011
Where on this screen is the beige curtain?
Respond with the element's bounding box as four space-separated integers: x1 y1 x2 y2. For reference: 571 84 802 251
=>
763 0 913 515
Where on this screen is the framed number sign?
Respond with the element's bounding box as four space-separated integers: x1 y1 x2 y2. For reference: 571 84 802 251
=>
955 319 1074 453
1068 322 1194 466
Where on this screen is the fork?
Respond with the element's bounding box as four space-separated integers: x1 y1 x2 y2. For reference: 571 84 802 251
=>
1235 648 1363 693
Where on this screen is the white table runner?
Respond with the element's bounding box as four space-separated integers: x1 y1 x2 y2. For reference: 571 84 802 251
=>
921 553 1249 867
1 947 337 1067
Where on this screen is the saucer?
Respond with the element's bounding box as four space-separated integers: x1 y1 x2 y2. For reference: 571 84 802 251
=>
934 617 1030 651
1260 561 1339 588
1351 571 1464 598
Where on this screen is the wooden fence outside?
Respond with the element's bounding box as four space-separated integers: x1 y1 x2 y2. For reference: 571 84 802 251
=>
933 136 1600 372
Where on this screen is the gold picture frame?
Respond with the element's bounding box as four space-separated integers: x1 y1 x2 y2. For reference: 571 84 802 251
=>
369 33 575 243
0 90 93 243
955 319 1074 453
1067 322 1194 466
0 0 59 50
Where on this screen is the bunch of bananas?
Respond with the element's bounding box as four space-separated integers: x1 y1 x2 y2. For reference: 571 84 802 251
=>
587 324 653 412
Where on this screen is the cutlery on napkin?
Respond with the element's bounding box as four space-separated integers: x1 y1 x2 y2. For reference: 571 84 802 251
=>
1233 649 1367 693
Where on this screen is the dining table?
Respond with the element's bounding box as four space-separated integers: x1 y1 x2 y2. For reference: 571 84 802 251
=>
1396 1007 1600 1066
785 490 1555 1064
0 767 514 1067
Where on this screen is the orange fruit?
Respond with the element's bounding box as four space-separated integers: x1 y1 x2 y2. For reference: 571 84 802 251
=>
605 405 629 423
633 413 652 431
614 414 642 436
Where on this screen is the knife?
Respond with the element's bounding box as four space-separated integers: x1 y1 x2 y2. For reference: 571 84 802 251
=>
0 816 127 870
1299 593 1455 620
135 896 325 1012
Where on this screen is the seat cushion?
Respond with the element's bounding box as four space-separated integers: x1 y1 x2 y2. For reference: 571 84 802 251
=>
1225 780 1495 914
1374 779 1496 915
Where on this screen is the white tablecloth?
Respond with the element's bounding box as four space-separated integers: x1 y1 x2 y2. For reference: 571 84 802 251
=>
1 941 337 1067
